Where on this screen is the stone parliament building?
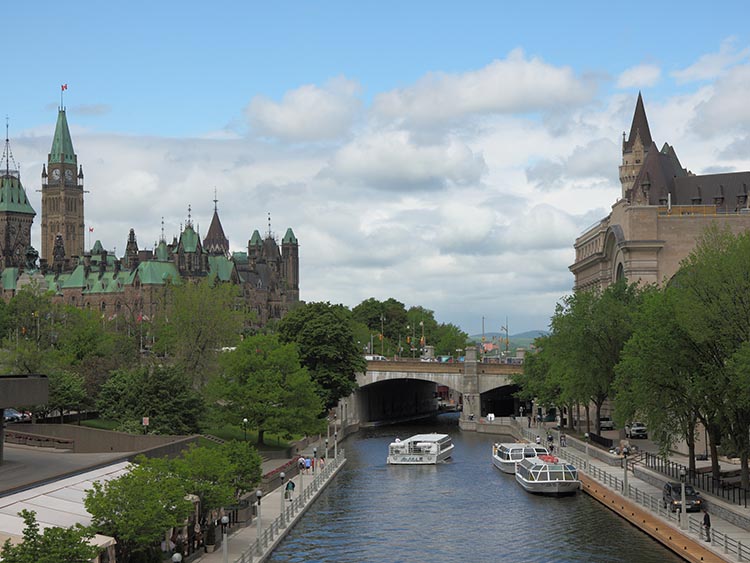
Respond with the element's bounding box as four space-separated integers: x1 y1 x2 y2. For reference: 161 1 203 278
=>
570 93 750 290
0 108 300 325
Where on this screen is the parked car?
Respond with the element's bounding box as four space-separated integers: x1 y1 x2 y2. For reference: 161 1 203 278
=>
3 408 28 423
625 421 648 439
598 416 615 431
662 482 703 512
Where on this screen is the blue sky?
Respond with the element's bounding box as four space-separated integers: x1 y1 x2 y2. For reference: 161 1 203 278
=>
3 1 750 334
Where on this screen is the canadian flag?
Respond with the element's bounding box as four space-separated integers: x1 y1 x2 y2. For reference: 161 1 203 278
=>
89 227 94 232
61 84 68 91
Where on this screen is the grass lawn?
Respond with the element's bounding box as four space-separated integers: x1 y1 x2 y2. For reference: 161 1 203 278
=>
80 419 119 431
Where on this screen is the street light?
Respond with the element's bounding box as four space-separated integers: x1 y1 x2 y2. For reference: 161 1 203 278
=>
584 433 589 458
622 448 629 498
680 468 687 529
279 472 286 526
313 447 317 475
255 490 263 538
242 418 248 443
325 438 329 461
334 431 338 459
221 515 229 563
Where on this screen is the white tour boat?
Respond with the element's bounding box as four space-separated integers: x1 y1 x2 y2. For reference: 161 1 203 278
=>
515 454 581 495
492 442 549 474
387 433 454 465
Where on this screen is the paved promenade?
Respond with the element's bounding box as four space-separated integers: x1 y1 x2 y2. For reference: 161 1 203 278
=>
517 423 750 563
192 440 346 563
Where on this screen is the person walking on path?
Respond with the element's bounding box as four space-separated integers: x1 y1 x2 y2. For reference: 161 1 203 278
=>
702 508 711 542
535 435 541 445
285 479 296 501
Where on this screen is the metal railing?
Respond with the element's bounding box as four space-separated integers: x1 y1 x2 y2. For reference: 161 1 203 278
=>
645 452 750 508
234 449 345 563
515 420 750 560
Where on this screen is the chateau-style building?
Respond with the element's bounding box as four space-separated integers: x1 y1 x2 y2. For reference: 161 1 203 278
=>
570 93 750 290
0 107 300 326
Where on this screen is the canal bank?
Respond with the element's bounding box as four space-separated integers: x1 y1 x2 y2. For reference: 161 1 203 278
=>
192 443 346 563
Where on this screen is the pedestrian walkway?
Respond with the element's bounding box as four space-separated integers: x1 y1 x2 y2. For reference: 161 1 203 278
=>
517 423 750 563
192 441 345 563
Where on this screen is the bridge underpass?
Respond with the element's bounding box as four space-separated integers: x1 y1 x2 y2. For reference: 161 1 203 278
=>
343 348 525 428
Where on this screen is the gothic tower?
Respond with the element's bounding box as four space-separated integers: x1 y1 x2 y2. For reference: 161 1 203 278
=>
281 227 299 298
41 108 85 264
0 124 35 268
619 92 653 199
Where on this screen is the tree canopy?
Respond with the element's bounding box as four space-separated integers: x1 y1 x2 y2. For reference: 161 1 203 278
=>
277 302 364 409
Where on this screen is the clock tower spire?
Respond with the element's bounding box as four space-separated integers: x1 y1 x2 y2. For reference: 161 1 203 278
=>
41 102 85 265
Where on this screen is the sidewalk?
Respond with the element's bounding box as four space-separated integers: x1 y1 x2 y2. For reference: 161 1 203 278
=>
518 423 750 563
192 440 345 563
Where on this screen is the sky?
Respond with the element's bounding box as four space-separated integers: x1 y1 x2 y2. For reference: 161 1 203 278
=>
2 1 750 335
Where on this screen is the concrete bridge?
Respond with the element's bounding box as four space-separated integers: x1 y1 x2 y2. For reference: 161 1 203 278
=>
338 347 526 429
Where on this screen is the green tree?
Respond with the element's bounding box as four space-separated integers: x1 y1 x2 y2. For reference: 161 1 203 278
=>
46 370 88 424
220 440 263 499
154 277 244 386
216 334 323 445
432 322 469 356
84 458 193 563
97 366 204 434
278 302 364 409
0 509 98 563
614 287 705 467
171 445 236 519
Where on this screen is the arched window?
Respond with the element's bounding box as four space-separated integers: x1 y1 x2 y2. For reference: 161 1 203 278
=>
616 263 625 282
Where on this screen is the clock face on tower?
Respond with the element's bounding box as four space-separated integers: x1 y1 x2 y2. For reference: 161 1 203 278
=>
51 168 60 181
65 169 73 182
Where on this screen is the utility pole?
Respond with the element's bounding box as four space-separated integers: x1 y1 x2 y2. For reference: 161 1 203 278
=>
380 313 385 355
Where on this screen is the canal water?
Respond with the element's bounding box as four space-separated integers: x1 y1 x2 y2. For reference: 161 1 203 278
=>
267 414 685 563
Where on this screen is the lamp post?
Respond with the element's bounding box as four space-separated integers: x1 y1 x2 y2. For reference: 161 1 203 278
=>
325 438 329 462
622 449 629 498
242 418 248 443
584 433 589 458
279 472 286 526
680 468 687 529
380 313 385 355
255 489 263 538
172 554 183 563
334 431 338 459
221 515 229 563
313 447 317 475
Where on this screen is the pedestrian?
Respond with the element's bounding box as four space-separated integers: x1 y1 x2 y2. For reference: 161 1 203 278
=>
535 435 541 445
285 479 296 501
298 456 305 472
702 508 711 542
527 416 531 428
305 457 311 474
547 433 553 448
560 433 567 447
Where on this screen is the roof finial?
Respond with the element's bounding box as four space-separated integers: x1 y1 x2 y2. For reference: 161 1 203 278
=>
186 204 192 228
267 212 272 238
213 188 218 212
160 216 165 243
2 116 18 178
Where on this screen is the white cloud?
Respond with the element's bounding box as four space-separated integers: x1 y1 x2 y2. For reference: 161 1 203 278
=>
690 65 750 136
373 48 593 126
324 129 486 191
245 77 362 142
526 138 619 190
671 37 750 83
616 64 661 88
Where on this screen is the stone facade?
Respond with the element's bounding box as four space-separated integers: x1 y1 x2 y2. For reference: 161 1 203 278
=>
570 94 750 290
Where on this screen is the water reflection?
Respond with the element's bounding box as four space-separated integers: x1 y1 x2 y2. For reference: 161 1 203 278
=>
268 415 684 563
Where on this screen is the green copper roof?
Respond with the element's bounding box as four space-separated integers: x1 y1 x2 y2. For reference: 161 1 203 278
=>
61 265 87 289
249 230 262 246
91 240 104 255
49 110 76 165
0 175 36 215
282 228 297 244
180 225 200 253
1 268 18 291
232 251 248 264
208 255 235 282
129 261 181 285
155 240 170 261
